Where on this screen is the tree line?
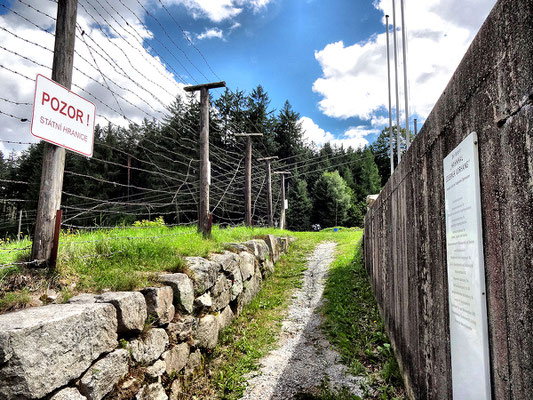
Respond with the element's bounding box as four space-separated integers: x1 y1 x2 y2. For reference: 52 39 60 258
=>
0 86 409 237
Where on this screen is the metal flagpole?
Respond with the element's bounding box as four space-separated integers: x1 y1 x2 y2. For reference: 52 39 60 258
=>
400 0 410 149
386 14 394 174
392 0 402 163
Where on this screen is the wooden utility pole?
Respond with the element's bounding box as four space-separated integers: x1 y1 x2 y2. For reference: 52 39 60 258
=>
184 81 225 237
258 156 278 227
235 133 262 226
274 171 291 230
32 0 78 265
127 155 131 202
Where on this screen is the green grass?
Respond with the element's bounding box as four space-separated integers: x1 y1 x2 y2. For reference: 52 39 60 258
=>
0 223 290 310
321 239 406 399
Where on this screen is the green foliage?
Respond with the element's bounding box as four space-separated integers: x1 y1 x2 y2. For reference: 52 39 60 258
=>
132 216 166 228
312 171 352 228
370 127 415 186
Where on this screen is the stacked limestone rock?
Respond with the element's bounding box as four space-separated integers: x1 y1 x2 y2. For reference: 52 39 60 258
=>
0 235 291 400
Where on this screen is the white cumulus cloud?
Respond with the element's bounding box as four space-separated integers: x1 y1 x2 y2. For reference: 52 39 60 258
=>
312 0 497 128
299 117 377 150
166 0 272 23
197 27 224 40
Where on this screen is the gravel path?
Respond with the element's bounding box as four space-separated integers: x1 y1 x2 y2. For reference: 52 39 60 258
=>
240 242 365 400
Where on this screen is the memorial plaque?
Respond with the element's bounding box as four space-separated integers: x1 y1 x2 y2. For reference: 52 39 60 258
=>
443 132 491 399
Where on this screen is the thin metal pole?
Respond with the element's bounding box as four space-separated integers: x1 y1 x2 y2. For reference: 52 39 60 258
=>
400 0 410 149
414 118 418 135
386 14 394 174
392 0 402 163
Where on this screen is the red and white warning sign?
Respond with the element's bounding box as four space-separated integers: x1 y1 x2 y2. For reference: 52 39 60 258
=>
31 74 95 157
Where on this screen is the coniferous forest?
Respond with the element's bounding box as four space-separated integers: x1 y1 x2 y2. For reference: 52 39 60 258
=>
0 86 398 237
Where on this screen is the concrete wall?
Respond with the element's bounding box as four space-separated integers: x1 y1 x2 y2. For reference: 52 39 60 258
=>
0 235 291 400
363 0 533 398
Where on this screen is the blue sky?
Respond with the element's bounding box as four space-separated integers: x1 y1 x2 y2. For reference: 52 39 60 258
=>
0 0 497 154
155 0 383 139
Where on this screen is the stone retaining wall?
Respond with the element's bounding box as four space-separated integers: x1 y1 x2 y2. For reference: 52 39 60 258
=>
0 235 291 400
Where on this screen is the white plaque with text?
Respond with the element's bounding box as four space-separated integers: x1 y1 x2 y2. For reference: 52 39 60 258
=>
443 132 491 400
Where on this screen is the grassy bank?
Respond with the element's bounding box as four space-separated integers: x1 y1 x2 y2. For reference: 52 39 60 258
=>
0 224 288 312
321 239 406 399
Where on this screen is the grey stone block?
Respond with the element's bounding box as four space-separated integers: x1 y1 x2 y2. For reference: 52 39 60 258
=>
159 273 194 314
162 342 190 375
185 257 220 295
145 360 166 380
265 234 280 262
136 382 168 400
129 328 169 364
67 294 97 304
96 292 147 334
238 251 255 281
141 287 175 325
184 349 202 376
166 316 197 343
196 314 220 350
211 251 240 273
79 349 130 400
0 303 117 400
194 292 212 310
242 239 270 261
217 306 235 330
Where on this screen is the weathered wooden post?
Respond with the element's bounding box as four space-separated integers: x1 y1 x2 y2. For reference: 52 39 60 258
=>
32 0 78 265
258 156 278 227
183 81 226 237
235 133 263 227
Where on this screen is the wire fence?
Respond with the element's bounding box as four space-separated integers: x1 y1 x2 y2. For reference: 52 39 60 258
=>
0 0 389 268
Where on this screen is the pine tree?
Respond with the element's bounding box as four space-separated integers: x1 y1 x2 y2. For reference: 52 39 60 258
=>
286 178 312 231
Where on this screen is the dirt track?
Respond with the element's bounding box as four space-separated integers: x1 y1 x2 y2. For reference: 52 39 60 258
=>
240 242 364 400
